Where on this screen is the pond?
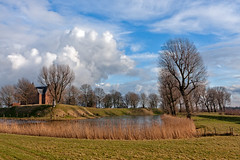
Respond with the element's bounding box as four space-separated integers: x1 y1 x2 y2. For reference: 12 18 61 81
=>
0 115 162 127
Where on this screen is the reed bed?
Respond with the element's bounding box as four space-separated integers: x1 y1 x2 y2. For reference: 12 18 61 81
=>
0 115 196 140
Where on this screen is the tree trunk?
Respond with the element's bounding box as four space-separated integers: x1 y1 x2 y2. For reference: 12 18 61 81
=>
213 104 216 112
206 104 210 112
183 94 191 119
179 102 182 112
195 102 199 112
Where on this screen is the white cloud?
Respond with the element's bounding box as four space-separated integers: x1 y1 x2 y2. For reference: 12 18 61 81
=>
51 0 176 21
103 31 113 43
130 44 142 52
135 84 143 93
1 27 135 87
129 53 158 59
44 52 57 67
71 27 85 39
150 1 240 35
7 54 27 70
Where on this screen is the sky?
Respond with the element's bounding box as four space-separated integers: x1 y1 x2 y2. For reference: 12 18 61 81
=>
1 0 240 106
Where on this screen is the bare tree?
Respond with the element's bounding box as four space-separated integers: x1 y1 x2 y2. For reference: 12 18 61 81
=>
111 90 123 108
14 78 38 105
159 38 207 118
148 93 159 108
159 69 180 115
190 85 205 112
38 64 75 104
207 88 218 112
200 87 211 112
127 92 139 108
79 84 95 107
103 94 112 108
124 93 131 108
214 86 231 112
140 93 147 108
0 85 15 107
94 87 105 108
64 85 80 105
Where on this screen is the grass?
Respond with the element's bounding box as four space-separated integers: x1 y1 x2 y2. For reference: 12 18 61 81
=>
0 104 163 120
192 113 240 135
0 134 239 160
0 115 196 140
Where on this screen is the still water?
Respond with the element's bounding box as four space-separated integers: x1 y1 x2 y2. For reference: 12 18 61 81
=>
0 115 162 126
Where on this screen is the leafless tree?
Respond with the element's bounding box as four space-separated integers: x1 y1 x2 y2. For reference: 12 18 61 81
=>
159 69 180 115
14 78 38 105
0 85 16 107
111 90 123 108
159 38 207 118
79 84 95 107
214 86 231 112
103 94 112 108
94 87 105 108
199 86 231 113
140 93 147 108
207 88 218 112
64 85 80 105
124 93 131 108
190 85 205 112
148 93 159 108
127 92 140 108
200 87 211 112
38 64 75 104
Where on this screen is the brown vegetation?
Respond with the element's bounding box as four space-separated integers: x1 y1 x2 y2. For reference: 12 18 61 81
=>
225 108 240 115
0 115 196 140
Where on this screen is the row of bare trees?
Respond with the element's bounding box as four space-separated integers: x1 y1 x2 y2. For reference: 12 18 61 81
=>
158 38 231 118
63 84 159 108
199 86 231 112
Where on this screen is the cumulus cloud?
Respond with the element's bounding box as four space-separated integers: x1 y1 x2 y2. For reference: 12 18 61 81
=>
7 54 27 70
1 27 135 87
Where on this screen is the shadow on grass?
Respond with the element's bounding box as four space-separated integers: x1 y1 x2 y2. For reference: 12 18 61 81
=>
104 111 117 116
198 114 240 124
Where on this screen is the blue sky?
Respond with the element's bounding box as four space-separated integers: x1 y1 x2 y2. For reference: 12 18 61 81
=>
1 0 240 106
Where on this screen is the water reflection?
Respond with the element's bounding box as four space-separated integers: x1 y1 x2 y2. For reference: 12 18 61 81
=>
0 115 162 127
80 115 162 126
0 119 44 124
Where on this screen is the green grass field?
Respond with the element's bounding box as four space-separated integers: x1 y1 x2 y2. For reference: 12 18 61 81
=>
0 134 239 160
193 113 240 135
0 113 239 159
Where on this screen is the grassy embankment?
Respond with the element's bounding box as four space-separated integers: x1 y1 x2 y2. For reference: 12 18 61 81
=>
0 104 162 120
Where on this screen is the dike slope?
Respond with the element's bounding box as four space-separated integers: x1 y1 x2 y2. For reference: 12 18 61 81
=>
0 104 162 120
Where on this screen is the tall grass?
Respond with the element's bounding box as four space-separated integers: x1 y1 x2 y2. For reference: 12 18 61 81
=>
0 115 196 140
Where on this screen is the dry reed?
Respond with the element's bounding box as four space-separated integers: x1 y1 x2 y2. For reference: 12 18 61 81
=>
0 115 196 140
